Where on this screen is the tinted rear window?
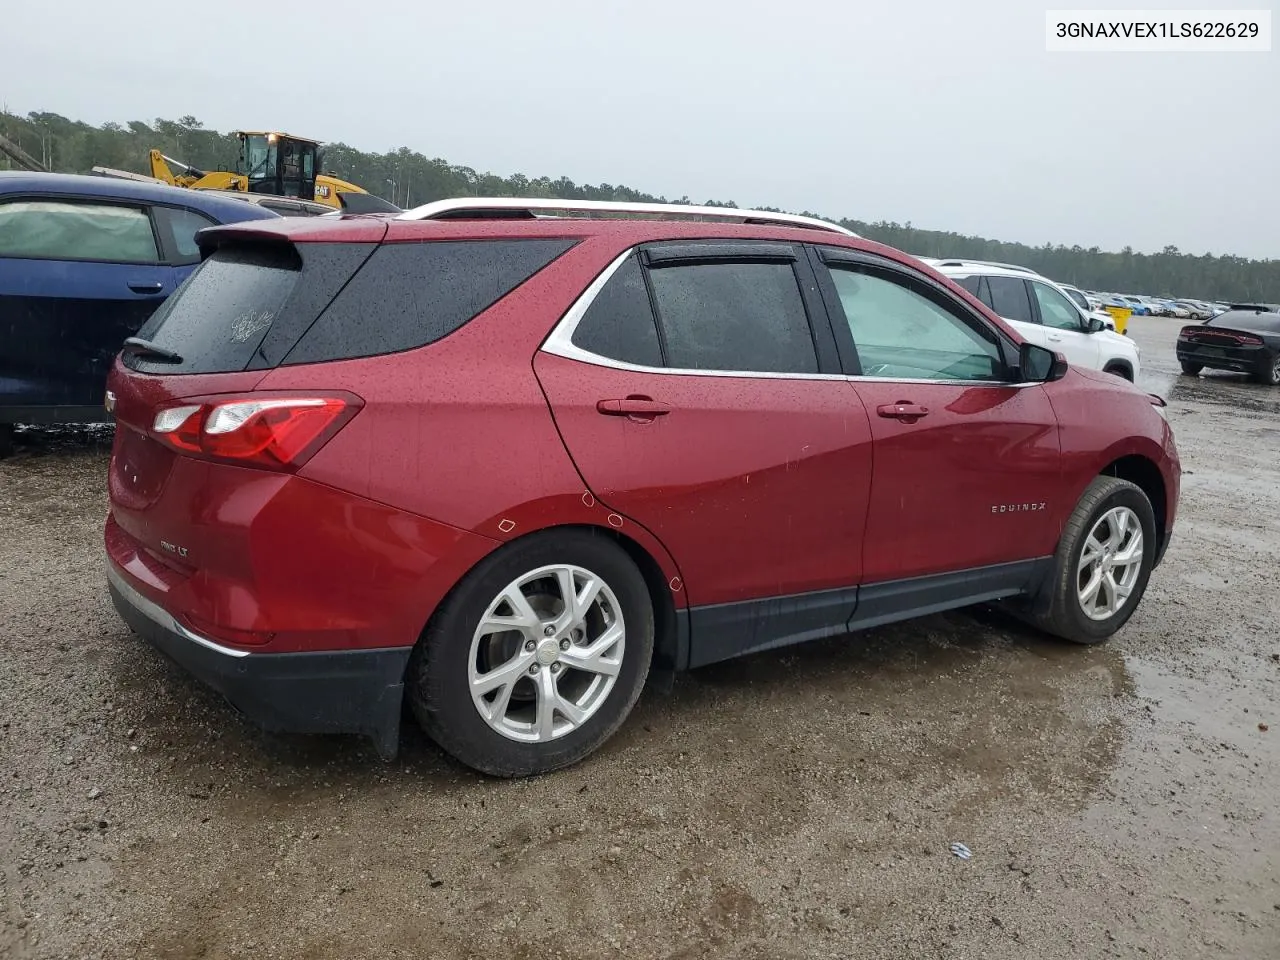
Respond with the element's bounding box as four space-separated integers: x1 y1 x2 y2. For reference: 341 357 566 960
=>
127 245 301 374
1210 310 1280 333
987 276 1034 324
283 238 577 364
647 261 818 374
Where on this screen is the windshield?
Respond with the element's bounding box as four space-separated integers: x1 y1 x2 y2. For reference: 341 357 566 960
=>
241 134 277 181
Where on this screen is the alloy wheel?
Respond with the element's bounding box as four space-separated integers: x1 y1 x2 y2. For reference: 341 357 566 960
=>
1077 506 1144 621
468 564 625 742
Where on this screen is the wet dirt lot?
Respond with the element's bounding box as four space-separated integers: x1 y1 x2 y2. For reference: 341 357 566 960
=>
1 316 1277 959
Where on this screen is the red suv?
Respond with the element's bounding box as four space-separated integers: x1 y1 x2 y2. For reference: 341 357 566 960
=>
104 199 1181 777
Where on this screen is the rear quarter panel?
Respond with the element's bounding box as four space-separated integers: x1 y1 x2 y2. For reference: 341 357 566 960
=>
263 234 688 610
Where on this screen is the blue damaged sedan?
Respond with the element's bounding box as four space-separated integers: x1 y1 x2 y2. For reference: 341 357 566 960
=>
0 172 278 454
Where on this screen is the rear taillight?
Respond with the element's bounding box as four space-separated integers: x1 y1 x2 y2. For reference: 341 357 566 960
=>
150 393 361 471
1180 326 1263 346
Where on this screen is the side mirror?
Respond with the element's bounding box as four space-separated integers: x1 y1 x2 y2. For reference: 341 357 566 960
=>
1019 342 1069 382
1087 316 1107 333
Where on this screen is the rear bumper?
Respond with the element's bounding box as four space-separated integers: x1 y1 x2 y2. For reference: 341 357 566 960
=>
1176 343 1266 374
107 564 410 758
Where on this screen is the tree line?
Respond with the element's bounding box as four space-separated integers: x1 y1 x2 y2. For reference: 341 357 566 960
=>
3 110 1275 302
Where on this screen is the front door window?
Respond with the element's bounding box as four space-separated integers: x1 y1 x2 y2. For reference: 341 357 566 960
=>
828 266 1004 381
1031 281 1085 331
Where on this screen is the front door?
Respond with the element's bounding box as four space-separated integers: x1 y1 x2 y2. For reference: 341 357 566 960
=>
812 248 1062 584
535 245 875 665
0 198 174 414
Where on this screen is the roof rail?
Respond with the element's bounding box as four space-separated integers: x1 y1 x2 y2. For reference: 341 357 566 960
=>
397 197 858 236
933 258 1037 274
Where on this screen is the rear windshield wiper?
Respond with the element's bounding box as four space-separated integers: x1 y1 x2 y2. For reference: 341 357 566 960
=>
121 337 184 364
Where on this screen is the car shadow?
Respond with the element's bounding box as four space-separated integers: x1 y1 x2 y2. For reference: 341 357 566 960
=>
99 598 1131 816
1168 371 1280 417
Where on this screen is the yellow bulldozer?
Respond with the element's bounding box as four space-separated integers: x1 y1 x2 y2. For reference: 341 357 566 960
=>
94 131 400 214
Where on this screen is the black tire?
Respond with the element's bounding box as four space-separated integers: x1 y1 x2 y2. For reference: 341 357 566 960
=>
1179 361 1202 376
1253 351 1280 386
408 529 654 777
1104 364 1133 382
1030 476 1157 645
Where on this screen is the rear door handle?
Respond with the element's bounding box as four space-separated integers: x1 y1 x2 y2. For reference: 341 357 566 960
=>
596 396 671 421
128 280 164 294
876 401 930 422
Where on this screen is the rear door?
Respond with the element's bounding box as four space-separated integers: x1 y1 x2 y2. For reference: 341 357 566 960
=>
1028 278 1101 370
0 197 174 413
984 274 1048 349
812 247 1061 585
535 241 874 665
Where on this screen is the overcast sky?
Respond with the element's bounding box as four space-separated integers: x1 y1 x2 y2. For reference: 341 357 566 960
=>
3 0 1277 258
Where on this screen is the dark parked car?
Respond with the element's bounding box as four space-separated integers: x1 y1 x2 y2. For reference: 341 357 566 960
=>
1177 304 1280 384
104 198 1180 777
0 172 278 454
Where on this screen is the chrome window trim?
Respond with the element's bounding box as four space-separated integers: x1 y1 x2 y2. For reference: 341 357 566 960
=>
540 246 1041 389
107 564 251 659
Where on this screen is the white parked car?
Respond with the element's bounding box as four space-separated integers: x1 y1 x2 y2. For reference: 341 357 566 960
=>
922 260 1142 381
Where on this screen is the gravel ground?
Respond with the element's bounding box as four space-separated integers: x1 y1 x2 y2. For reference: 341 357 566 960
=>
1 316 1277 959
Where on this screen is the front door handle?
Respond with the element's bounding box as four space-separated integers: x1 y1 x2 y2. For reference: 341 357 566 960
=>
596 396 671 422
128 280 164 294
1047 334 1064 342
876 401 930 422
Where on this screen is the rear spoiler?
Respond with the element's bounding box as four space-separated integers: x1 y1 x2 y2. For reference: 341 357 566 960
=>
336 192 402 215
193 217 390 256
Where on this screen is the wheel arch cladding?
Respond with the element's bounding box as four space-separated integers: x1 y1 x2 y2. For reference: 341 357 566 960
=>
1101 454 1167 553
1103 360 1134 380
413 523 683 681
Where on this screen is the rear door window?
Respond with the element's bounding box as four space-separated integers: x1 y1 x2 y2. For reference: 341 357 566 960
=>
127 244 302 374
153 206 217 263
284 239 576 364
950 274 996 310
986 276 1035 324
0 200 160 263
646 260 819 373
